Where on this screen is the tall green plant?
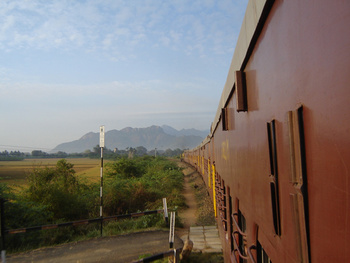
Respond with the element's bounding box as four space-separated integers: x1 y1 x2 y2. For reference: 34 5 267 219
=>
104 157 185 215
26 159 90 221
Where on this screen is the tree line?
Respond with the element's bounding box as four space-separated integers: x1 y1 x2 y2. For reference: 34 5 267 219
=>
0 150 25 161
0 146 184 161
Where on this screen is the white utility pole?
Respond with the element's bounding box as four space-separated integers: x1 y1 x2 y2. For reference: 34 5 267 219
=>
99 125 105 236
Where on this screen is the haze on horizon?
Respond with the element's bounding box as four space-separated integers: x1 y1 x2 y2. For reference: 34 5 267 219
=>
0 0 249 152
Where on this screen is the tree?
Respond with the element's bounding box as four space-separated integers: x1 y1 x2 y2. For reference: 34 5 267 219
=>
55 151 68 158
164 148 174 157
135 146 148 156
26 159 89 221
31 150 48 157
109 158 142 178
93 145 100 154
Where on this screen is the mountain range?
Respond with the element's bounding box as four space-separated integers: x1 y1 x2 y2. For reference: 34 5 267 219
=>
51 125 208 153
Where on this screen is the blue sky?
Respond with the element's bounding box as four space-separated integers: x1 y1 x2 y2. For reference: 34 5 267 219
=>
0 0 248 152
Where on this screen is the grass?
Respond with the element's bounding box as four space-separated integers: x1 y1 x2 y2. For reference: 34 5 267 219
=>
103 214 167 236
0 158 107 186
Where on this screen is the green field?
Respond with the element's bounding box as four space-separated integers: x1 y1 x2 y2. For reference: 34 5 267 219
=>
0 158 105 186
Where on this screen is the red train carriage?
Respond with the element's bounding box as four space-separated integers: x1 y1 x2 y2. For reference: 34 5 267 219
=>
183 0 350 262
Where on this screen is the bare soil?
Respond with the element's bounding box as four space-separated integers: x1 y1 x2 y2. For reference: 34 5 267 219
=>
177 162 198 228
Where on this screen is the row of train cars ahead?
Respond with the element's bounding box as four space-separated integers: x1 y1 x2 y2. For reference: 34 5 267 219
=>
182 0 350 262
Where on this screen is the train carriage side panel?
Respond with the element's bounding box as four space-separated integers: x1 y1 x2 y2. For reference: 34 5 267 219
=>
184 0 350 262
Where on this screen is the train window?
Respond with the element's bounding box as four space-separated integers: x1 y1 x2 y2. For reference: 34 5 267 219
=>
267 120 281 236
270 182 280 235
267 120 277 176
222 108 229 131
235 70 247 112
257 241 272 263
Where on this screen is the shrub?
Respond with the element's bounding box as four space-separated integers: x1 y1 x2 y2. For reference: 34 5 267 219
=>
104 157 185 215
25 159 90 221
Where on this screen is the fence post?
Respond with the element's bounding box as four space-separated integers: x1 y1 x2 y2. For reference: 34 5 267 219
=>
99 125 105 237
163 198 168 225
169 212 175 249
173 248 179 263
1 199 6 263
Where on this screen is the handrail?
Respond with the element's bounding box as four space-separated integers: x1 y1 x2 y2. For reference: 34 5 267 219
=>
230 251 239 263
6 209 164 235
221 216 228 223
248 245 257 263
231 238 257 263
232 231 249 260
231 213 247 236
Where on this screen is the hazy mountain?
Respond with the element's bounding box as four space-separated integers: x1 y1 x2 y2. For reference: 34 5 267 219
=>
51 125 208 153
161 125 209 138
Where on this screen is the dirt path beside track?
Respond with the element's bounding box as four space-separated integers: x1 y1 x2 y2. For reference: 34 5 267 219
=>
176 161 200 237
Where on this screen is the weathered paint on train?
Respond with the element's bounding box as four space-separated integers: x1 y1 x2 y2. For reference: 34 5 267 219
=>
183 0 350 262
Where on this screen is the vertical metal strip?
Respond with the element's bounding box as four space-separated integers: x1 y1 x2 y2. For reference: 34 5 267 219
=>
169 212 175 249
100 146 104 236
